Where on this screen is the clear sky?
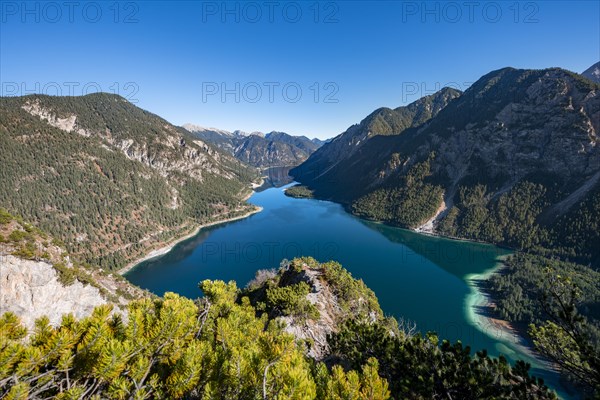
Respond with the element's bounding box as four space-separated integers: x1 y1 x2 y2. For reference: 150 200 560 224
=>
1 1 599 139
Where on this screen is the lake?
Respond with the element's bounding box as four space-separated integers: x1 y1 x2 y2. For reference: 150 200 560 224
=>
125 183 570 397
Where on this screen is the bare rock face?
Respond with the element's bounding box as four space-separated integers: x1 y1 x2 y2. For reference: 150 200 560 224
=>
278 266 341 359
0 214 145 331
0 255 110 330
21 100 80 134
21 98 240 183
430 69 600 188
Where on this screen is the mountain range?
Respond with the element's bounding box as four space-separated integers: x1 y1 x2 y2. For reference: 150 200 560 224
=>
2 62 600 398
183 124 325 168
291 65 600 266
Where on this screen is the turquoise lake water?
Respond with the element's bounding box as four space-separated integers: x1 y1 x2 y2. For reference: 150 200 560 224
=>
125 184 571 398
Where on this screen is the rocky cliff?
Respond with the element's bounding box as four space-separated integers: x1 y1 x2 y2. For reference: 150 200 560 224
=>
0 210 144 330
1 256 109 330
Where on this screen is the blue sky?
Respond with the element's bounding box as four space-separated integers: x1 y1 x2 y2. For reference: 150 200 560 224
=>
1 1 599 139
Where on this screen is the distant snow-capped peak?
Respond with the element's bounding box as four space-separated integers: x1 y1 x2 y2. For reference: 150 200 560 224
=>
233 130 265 137
182 123 233 137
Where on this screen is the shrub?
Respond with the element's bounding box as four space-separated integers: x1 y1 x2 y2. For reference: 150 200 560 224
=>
53 262 76 285
8 230 31 243
11 242 36 259
266 282 320 321
0 208 12 224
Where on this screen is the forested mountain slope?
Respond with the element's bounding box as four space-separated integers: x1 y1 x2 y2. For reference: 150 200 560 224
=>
291 67 600 265
291 86 461 185
0 94 258 270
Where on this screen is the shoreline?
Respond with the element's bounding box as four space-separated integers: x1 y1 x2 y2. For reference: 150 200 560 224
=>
464 256 548 366
364 216 513 250
117 204 262 276
463 260 568 397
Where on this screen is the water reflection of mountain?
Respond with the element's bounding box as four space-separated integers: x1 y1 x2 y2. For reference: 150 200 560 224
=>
139 230 215 268
255 166 294 192
360 220 511 280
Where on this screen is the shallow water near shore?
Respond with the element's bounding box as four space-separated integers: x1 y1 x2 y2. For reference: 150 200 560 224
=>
125 183 573 398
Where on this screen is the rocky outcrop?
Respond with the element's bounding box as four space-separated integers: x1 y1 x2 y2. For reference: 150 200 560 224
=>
21 98 245 182
277 266 343 359
244 258 385 359
21 100 83 135
429 68 599 190
0 214 144 331
0 255 110 330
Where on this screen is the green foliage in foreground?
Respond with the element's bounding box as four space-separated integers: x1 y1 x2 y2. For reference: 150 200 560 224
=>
244 257 383 323
528 271 600 396
266 281 321 321
0 282 389 400
318 258 382 319
329 320 555 400
0 257 558 399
